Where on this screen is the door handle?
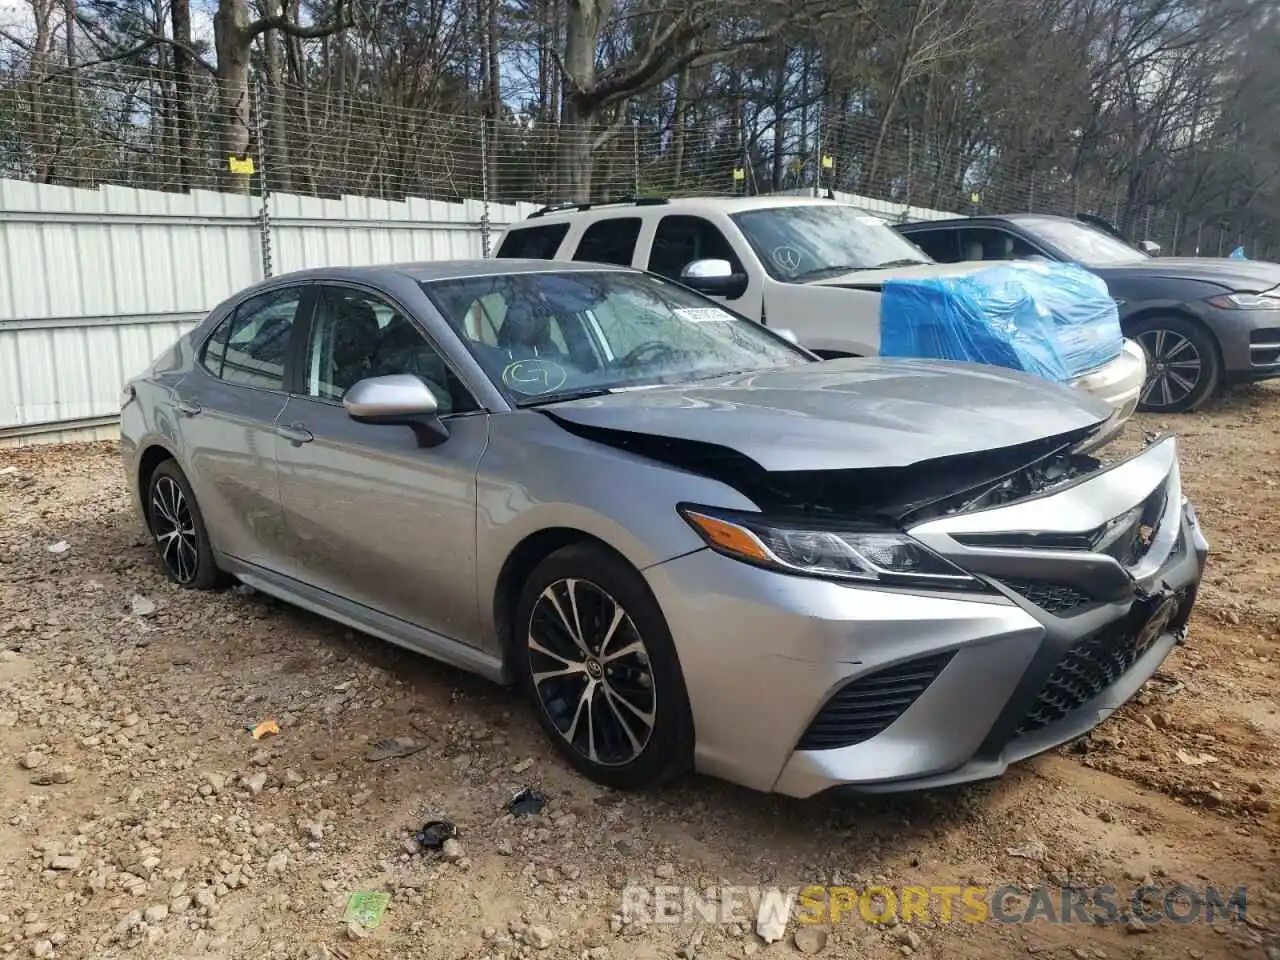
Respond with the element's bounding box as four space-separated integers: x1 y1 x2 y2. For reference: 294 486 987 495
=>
276 422 314 445
174 397 202 417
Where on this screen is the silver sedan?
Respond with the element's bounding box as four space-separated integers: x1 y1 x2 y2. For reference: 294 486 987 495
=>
119 260 1208 796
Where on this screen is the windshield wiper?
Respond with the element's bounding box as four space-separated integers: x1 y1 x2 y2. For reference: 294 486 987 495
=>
790 264 870 280
518 387 614 407
867 258 931 268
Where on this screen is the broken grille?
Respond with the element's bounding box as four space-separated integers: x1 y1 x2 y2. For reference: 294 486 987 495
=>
1015 619 1163 736
1002 579 1095 616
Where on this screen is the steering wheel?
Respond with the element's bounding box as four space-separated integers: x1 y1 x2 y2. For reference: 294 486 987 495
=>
617 341 689 368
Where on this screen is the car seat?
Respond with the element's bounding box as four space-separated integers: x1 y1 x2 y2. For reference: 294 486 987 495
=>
376 314 453 413
329 299 382 394
497 301 561 359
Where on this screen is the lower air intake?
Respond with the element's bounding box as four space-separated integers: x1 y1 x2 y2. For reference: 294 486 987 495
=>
796 652 955 751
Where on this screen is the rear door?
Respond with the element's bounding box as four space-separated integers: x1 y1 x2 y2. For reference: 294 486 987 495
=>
174 284 308 572
273 283 488 642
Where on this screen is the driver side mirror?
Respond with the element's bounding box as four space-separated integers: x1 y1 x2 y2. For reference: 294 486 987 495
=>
680 259 749 300
343 374 449 448
1138 240 1162 256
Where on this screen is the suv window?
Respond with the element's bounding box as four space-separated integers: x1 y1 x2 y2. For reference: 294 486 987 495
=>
648 215 742 281
958 228 1040 261
903 228 961 263
573 218 642 266
495 223 570 259
303 286 477 415
200 287 302 391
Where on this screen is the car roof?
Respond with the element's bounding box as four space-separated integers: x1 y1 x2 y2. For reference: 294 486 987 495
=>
256 259 633 285
898 213 1078 230
511 195 864 226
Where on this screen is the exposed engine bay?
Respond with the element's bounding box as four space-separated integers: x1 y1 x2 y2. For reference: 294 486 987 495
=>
547 414 1114 525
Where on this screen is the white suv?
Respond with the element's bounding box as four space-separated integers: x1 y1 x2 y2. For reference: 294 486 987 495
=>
492 196 1147 422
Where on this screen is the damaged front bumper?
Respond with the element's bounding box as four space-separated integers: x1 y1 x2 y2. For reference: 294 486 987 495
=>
643 434 1208 798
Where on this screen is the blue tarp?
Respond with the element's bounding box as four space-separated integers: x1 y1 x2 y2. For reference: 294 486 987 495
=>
879 260 1124 383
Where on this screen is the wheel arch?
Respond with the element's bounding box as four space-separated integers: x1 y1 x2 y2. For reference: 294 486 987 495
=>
1122 306 1224 364
491 527 648 676
136 443 178 530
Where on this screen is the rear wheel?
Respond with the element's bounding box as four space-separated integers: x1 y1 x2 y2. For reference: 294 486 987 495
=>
513 544 694 790
146 460 224 590
1129 315 1221 413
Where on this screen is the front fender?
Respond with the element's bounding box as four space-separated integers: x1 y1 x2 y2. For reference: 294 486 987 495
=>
473 410 761 641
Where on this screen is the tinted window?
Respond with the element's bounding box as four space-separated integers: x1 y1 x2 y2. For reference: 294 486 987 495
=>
200 287 302 391
903 228 961 263
957 228 1041 261
648 215 743 280
495 223 570 259
422 271 807 406
573 218 642 266
303 286 477 415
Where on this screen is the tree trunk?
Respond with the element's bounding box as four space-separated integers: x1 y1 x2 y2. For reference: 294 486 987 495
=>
171 0 197 189
262 0 290 193
557 0 611 203
485 0 501 198
671 65 688 188
214 0 254 194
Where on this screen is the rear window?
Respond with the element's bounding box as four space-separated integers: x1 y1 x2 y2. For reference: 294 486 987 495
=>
495 223 570 259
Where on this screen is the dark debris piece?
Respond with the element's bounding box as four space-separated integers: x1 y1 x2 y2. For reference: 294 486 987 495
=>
415 820 458 850
507 787 548 817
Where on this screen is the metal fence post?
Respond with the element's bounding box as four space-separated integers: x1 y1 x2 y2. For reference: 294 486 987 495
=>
253 79 273 279
480 115 492 258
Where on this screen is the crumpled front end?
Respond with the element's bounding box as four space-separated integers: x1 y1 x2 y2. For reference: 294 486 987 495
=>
644 433 1208 797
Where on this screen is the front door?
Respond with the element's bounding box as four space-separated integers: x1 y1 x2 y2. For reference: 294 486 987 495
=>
273 283 488 643
174 285 306 572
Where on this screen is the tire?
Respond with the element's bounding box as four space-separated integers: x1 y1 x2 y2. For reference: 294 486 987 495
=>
1129 315 1222 413
146 460 225 590
513 543 694 790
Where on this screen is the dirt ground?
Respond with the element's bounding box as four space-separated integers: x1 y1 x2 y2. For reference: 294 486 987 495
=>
1 386 1278 960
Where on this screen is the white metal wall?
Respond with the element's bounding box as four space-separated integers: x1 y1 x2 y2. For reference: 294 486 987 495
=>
0 179 537 446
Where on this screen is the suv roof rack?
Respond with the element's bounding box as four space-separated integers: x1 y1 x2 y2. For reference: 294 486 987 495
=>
526 196 670 219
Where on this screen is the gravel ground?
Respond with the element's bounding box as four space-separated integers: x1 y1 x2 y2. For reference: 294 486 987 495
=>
1 385 1278 960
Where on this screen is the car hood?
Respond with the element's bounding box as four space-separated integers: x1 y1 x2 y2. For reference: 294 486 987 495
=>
1096 257 1280 291
805 260 990 290
544 358 1110 472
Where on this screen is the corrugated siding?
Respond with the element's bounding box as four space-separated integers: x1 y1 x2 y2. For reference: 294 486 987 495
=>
0 181 531 439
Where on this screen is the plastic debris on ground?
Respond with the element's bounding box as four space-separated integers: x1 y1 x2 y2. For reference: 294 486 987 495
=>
415 820 458 850
248 719 279 739
46 541 70 555
879 260 1124 382
364 737 426 762
341 891 390 930
507 787 548 816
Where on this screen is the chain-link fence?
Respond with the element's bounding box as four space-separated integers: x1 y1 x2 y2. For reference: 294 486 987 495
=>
0 64 1269 261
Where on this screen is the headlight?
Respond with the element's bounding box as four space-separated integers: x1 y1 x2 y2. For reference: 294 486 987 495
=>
1206 292 1280 310
678 505 987 590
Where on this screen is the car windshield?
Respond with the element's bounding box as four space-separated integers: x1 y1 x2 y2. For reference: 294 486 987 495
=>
730 204 932 281
1020 217 1148 265
422 270 810 406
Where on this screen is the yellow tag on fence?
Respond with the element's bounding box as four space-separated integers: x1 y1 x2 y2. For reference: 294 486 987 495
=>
732 168 745 182
228 156 256 175
821 155 834 169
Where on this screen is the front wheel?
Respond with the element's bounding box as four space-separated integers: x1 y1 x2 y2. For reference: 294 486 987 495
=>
513 544 694 790
1129 315 1221 413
